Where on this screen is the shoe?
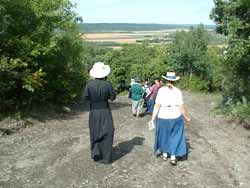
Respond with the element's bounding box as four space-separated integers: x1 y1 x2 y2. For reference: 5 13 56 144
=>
162 156 168 161
170 159 177 166
162 153 168 161
155 152 162 158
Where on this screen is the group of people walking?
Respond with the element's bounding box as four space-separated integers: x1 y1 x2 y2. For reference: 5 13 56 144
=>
84 62 191 165
129 77 161 117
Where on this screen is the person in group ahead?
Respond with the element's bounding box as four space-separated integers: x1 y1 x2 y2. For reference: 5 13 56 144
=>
150 72 191 166
130 78 135 86
84 62 116 164
142 80 150 108
145 78 161 113
130 77 144 117
143 80 150 96
128 78 135 99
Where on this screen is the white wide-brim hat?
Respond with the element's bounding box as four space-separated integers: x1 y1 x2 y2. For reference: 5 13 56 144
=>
89 62 111 78
162 72 180 81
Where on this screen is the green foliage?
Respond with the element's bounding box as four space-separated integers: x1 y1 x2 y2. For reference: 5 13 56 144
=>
217 101 250 122
0 1 228 117
170 25 210 77
0 0 86 112
211 0 250 105
231 102 250 121
211 0 250 39
118 90 129 96
210 0 250 121
178 76 209 92
206 47 225 91
102 49 125 91
41 32 86 103
103 44 168 91
209 32 228 45
80 26 225 96
167 25 221 91
85 27 223 94
220 39 250 104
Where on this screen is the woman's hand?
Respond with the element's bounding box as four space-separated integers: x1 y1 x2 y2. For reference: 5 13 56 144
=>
185 117 191 123
148 120 155 131
151 103 161 122
179 104 191 123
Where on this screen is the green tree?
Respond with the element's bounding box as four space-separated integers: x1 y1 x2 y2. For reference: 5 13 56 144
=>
170 25 210 79
103 44 153 91
211 0 250 104
103 49 126 92
0 0 85 112
168 25 214 91
207 47 225 91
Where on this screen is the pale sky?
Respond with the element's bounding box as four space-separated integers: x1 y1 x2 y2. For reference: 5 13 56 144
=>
72 0 215 25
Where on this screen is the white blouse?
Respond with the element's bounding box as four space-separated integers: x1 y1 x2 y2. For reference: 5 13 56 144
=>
155 86 183 119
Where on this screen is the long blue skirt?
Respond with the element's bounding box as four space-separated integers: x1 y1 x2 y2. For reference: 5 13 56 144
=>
154 116 187 157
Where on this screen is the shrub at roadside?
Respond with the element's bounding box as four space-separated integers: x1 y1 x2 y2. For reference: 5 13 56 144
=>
211 0 250 122
0 0 86 112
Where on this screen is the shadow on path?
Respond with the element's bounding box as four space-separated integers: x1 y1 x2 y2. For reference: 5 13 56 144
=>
0 128 17 136
178 138 194 161
21 98 131 123
112 137 145 162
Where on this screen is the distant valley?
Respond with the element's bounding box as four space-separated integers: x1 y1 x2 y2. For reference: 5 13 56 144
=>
79 23 226 48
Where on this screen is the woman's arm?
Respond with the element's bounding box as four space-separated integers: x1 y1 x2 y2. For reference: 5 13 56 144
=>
109 83 116 101
151 103 161 121
179 104 191 122
84 85 90 100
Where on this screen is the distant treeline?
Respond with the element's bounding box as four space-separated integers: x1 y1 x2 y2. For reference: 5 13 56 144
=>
79 23 216 33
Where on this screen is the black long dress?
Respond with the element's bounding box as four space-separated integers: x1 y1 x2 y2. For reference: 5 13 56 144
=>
84 79 116 163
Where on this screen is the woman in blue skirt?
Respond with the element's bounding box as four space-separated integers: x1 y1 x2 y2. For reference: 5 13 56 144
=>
150 72 190 166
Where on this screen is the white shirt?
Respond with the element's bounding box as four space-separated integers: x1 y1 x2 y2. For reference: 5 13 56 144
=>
155 86 184 119
143 85 150 95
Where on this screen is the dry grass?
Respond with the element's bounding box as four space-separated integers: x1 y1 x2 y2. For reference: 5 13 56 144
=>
82 33 141 43
82 30 227 47
208 44 228 48
81 30 172 44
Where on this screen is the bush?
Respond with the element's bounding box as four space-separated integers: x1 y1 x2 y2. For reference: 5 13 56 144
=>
216 101 250 123
231 103 250 121
220 40 250 104
0 0 86 112
178 76 209 92
211 0 250 123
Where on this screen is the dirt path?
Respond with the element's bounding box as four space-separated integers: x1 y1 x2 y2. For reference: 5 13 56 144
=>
0 92 250 188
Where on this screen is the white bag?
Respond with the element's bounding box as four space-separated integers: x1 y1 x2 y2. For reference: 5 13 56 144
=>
148 120 155 131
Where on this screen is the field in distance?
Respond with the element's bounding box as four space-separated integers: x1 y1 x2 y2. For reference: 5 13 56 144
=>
82 30 177 45
80 23 226 48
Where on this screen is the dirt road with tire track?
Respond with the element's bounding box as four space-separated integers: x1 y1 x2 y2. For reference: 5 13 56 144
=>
0 92 250 188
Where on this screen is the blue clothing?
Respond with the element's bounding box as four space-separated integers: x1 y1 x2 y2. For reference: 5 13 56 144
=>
154 116 187 157
146 85 159 113
146 99 155 113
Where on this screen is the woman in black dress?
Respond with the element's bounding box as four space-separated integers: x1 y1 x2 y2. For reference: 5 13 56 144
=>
84 62 116 164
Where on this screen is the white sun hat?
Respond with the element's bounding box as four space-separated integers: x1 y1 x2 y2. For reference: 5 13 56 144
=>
162 72 180 81
89 62 111 78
